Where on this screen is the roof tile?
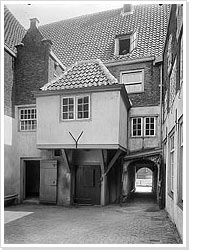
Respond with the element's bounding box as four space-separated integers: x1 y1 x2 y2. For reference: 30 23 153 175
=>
39 4 170 67
4 6 26 53
41 59 118 91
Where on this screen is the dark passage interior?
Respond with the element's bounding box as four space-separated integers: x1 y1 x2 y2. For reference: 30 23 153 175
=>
25 160 40 199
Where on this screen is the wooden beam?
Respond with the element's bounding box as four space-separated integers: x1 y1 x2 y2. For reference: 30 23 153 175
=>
100 149 105 174
61 149 71 173
104 149 122 176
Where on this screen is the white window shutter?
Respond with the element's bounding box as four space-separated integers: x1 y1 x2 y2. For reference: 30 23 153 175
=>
114 38 119 55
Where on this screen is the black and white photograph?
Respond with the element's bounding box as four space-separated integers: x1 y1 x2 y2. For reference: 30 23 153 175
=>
1 0 187 248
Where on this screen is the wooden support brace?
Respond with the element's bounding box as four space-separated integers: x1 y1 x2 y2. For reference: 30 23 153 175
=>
61 149 71 173
104 149 122 176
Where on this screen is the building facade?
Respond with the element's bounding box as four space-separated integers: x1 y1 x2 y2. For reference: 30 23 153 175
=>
162 4 183 239
4 3 183 238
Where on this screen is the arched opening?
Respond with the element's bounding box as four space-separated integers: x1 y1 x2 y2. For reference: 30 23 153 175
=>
136 167 152 193
122 159 159 202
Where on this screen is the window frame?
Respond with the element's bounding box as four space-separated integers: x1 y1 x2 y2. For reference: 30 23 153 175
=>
169 131 175 196
61 96 76 121
19 106 37 132
120 69 144 94
76 95 90 120
177 117 183 208
180 34 183 87
114 32 137 56
131 117 142 137
144 117 156 137
61 94 90 121
131 116 157 138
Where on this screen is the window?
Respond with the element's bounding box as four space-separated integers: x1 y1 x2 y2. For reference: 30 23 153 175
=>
177 119 183 207
169 58 177 107
62 97 75 120
19 107 37 131
169 132 175 194
180 35 183 85
145 117 155 136
115 32 137 56
131 117 156 137
77 96 90 119
121 69 144 93
62 95 90 121
132 117 142 137
119 38 130 55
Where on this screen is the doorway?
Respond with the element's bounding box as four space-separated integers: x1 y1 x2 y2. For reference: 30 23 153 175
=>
74 165 101 205
25 160 40 199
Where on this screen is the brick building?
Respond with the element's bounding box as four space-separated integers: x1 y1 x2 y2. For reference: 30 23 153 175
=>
4 3 183 238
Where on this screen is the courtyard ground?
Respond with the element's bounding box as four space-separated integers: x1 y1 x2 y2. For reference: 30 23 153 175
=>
4 192 182 245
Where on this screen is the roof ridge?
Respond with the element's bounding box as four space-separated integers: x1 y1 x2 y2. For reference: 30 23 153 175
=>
39 7 122 28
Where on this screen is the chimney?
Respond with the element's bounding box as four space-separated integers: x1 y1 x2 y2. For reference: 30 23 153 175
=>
30 18 39 29
123 4 134 14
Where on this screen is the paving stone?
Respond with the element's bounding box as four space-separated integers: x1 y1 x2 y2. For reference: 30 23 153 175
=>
4 195 182 244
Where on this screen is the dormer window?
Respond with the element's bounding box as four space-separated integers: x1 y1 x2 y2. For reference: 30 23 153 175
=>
115 32 137 56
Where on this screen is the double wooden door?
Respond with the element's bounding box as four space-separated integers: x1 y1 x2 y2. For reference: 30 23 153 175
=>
75 165 101 205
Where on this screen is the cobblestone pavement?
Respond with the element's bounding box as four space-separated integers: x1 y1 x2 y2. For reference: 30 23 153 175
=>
4 193 182 244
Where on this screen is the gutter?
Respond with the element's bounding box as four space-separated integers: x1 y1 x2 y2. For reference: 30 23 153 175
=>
104 56 155 67
4 44 16 58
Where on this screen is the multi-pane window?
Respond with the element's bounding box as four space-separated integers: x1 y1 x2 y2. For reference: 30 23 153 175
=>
132 117 142 136
19 107 37 131
77 96 89 119
131 117 156 137
121 70 144 93
170 133 175 193
145 117 155 136
62 95 90 121
62 97 75 120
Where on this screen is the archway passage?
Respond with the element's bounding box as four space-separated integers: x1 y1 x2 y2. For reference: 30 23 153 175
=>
136 167 152 193
122 159 158 203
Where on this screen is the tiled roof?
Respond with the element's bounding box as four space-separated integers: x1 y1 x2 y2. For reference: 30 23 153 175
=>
4 5 26 53
41 59 118 91
39 4 170 67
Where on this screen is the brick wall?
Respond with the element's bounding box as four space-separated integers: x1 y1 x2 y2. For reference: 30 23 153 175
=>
14 42 49 106
14 24 64 106
4 50 14 117
107 61 160 107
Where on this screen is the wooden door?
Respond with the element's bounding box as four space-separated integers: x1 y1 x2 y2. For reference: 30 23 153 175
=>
75 165 101 205
40 160 57 203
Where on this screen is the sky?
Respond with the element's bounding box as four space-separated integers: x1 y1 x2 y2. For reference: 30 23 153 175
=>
5 1 129 29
